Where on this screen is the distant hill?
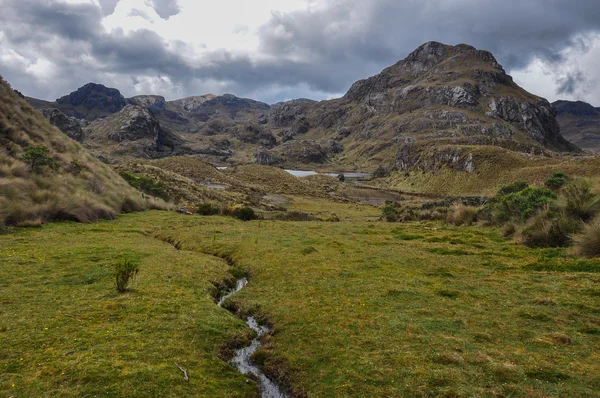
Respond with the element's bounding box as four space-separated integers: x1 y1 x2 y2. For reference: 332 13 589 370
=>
0 76 161 229
553 100 600 153
25 42 580 171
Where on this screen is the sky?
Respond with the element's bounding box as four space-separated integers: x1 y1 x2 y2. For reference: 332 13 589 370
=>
1 0 600 105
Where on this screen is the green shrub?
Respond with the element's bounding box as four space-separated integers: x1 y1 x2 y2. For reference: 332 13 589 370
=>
197 203 220 216
21 146 58 172
114 259 140 292
382 205 398 222
560 180 600 222
545 172 571 190
273 211 315 221
574 220 600 258
119 171 167 199
223 205 257 221
483 185 556 223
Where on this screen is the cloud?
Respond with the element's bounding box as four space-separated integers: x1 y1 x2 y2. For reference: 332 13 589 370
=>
1 0 600 105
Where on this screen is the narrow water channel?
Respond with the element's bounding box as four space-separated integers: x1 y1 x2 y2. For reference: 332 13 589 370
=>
218 278 289 398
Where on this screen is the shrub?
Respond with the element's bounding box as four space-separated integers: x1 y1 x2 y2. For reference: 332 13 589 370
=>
483 185 556 223
119 171 167 199
382 205 398 222
223 205 257 221
545 172 571 190
197 203 220 216
21 146 58 172
114 259 140 292
446 204 478 226
560 180 600 222
573 220 600 258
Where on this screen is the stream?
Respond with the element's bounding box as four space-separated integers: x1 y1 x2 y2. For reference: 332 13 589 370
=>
218 278 289 398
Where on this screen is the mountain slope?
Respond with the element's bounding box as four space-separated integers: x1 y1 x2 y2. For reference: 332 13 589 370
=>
0 76 162 229
264 41 579 170
553 100 600 153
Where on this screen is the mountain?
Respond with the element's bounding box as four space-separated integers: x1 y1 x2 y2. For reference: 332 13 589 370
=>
553 100 600 153
0 76 161 229
25 41 580 170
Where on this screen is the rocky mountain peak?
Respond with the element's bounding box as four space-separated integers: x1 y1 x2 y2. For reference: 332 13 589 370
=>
56 82 127 114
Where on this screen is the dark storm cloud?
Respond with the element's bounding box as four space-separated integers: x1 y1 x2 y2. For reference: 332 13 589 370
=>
1 0 600 103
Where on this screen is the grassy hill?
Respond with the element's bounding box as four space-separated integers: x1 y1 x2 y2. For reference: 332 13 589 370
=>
0 76 163 230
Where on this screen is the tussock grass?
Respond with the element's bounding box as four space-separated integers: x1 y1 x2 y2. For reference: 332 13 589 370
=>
446 204 478 226
0 76 165 228
574 220 600 258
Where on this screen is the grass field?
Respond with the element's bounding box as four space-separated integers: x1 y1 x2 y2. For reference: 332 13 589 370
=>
2 206 600 397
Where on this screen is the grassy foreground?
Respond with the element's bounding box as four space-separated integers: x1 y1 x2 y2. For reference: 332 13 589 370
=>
2 208 600 397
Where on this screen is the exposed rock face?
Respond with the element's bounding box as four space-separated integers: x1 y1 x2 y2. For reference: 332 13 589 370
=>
254 148 277 165
231 124 277 148
396 142 475 173
56 83 127 119
41 108 85 142
86 105 180 157
553 100 600 153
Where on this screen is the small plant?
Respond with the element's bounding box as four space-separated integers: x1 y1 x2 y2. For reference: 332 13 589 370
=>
21 146 58 172
545 172 571 190
114 259 140 292
197 203 220 216
574 220 600 258
482 184 556 223
382 205 398 222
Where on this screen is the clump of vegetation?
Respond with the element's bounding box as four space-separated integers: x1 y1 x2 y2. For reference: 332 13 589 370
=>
519 210 583 248
197 202 220 216
119 171 168 199
574 220 600 258
446 204 478 226
223 205 257 221
545 172 571 190
482 182 556 223
21 146 59 172
114 259 140 292
382 205 399 222
560 180 600 222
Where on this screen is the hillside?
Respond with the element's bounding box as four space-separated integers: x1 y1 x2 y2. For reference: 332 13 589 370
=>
553 100 600 153
25 42 580 172
0 76 162 229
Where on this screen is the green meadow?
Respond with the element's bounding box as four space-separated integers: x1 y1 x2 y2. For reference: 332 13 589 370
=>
2 207 600 397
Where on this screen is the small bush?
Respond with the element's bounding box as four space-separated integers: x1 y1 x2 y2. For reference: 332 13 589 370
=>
483 185 556 223
115 259 140 292
545 172 570 190
382 205 398 222
223 205 257 221
21 146 58 172
197 203 220 216
574 220 600 258
119 171 167 199
561 180 600 222
446 204 478 226
498 181 529 196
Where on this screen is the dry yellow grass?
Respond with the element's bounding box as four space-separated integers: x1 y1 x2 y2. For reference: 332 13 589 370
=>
0 76 164 229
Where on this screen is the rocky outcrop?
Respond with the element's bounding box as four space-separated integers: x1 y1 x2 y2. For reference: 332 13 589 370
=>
41 108 85 142
56 83 127 119
396 141 476 173
86 105 180 156
231 124 277 148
